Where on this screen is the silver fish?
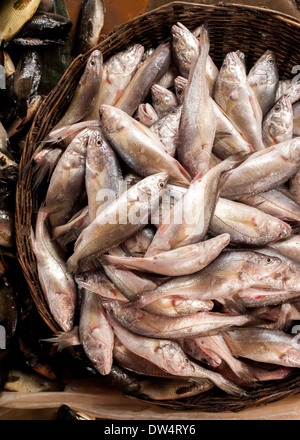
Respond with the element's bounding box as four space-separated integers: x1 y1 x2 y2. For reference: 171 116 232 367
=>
101 246 214 317
262 96 293 147
238 188 300 222
145 154 243 257
214 51 264 151
248 50 279 116
75 269 127 301
67 172 169 273
174 75 187 105
212 100 254 159
115 42 171 116
150 106 182 157
171 23 218 95
79 289 114 375
150 84 178 119
178 27 216 178
108 314 246 396
210 197 291 246
182 335 254 384
220 137 300 199
156 64 178 89
86 44 144 120
223 328 300 368
268 235 300 265
103 299 253 339
33 146 63 190
52 50 103 131
101 233 230 277
132 251 282 308
113 337 173 378
85 128 123 221
45 128 90 227
99 104 191 186
31 207 77 332
237 287 300 308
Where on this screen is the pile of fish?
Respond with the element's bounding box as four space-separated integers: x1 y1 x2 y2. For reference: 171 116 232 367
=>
32 20 300 402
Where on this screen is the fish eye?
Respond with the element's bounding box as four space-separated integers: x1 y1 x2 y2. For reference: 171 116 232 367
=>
266 258 272 263
268 58 274 64
99 111 103 120
82 274 88 281
222 62 227 69
97 138 102 145
275 106 280 111
136 117 140 121
90 60 95 66
177 89 182 95
159 182 165 188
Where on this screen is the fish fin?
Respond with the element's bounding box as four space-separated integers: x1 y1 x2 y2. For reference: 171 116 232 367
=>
53 229 80 247
224 295 249 315
40 326 80 351
32 161 51 191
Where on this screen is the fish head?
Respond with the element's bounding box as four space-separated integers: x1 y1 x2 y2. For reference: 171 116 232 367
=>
81 50 103 84
99 104 126 133
171 22 199 75
247 252 283 281
151 84 172 107
136 103 158 123
75 269 106 288
218 52 246 96
86 126 110 159
137 172 169 201
51 292 75 332
265 96 294 140
171 22 199 51
159 341 196 375
249 50 278 85
108 44 144 76
82 331 113 376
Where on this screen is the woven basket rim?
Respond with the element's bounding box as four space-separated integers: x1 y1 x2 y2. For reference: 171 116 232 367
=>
15 0 300 413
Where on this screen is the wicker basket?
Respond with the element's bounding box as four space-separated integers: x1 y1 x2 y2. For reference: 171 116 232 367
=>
15 1 300 413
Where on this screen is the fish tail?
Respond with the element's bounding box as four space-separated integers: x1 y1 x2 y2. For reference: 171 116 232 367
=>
40 326 80 351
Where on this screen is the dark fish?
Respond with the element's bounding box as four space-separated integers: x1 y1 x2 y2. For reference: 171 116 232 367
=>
11 36 67 46
76 0 105 54
0 271 18 348
13 51 42 118
4 368 64 393
0 210 14 248
0 153 18 181
16 12 72 39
